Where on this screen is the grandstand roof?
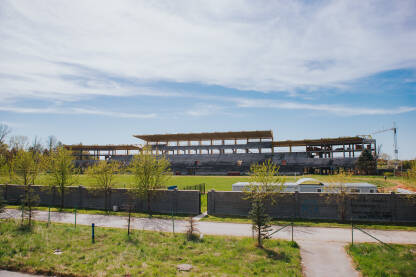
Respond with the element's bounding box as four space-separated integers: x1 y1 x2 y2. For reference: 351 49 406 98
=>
64 144 141 151
133 130 273 142
273 136 369 147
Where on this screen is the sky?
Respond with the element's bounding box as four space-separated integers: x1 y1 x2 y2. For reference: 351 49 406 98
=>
0 0 415 159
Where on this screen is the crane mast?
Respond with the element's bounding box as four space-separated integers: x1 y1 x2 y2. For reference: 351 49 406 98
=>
372 122 398 160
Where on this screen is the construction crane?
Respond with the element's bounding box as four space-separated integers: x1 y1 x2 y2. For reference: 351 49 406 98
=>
372 122 398 160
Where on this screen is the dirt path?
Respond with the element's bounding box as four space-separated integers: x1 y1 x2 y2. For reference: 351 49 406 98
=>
2 209 416 277
387 179 416 192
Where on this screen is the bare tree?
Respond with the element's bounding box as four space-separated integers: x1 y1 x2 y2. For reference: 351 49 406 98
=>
9 136 28 151
0 124 11 145
28 136 44 154
46 135 59 154
324 171 356 222
186 217 200 241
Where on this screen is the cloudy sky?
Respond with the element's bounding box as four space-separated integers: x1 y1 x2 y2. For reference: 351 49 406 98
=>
0 0 415 159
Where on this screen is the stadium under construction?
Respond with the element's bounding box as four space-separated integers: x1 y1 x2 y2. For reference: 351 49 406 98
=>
64 130 376 175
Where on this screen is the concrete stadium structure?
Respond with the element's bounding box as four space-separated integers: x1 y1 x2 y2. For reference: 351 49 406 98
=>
64 130 377 175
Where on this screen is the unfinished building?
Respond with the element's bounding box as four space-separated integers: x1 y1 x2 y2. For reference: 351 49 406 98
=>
64 130 376 175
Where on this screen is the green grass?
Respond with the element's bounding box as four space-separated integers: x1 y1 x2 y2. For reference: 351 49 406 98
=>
0 174 253 191
1 173 413 191
201 215 416 231
5 205 192 220
0 219 302 277
347 243 416 277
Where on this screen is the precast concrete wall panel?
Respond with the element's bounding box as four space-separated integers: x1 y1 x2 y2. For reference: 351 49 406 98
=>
207 190 416 223
1 185 200 215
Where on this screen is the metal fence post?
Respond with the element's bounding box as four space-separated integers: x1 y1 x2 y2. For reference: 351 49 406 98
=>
47 206 51 227
351 220 354 246
172 208 175 234
74 208 77 229
291 222 294 242
92 223 95 243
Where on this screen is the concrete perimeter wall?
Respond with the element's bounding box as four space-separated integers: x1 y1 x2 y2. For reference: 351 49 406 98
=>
207 191 416 223
0 184 200 215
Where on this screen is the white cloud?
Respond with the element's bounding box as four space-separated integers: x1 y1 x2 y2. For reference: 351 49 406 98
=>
0 0 415 102
0 105 156 119
234 98 416 116
186 103 225 117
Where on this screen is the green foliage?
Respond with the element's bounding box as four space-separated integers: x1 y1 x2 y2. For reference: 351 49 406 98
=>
288 241 299 248
244 160 285 248
248 198 273 246
0 192 4 214
86 161 120 212
356 149 377 175
13 150 45 186
13 149 45 228
48 146 76 209
86 161 120 191
0 220 302 277
406 160 416 179
348 243 416 277
129 146 171 214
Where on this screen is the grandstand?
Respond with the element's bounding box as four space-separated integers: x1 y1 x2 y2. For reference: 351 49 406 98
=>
64 130 376 175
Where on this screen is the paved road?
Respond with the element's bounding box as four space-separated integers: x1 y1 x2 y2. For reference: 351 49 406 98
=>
2 209 416 277
0 270 45 277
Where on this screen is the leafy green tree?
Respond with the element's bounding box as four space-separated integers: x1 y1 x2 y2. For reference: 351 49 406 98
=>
14 150 43 227
406 160 416 179
356 149 376 175
87 161 120 213
130 146 171 216
244 160 285 248
49 146 76 210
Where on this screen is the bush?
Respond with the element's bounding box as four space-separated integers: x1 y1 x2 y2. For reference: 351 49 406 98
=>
288 241 299 248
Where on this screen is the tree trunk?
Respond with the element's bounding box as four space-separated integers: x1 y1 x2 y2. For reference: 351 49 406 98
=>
28 197 32 228
60 187 65 210
257 227 262 248
104 191 108 213
147 191 152 217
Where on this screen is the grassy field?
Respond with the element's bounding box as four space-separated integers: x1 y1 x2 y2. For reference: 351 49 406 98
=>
5 205 192 220
347 243 416 277
1 173 413 191
0 219 302 277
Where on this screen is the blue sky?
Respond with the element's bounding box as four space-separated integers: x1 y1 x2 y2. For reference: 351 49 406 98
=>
0 0 415 159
